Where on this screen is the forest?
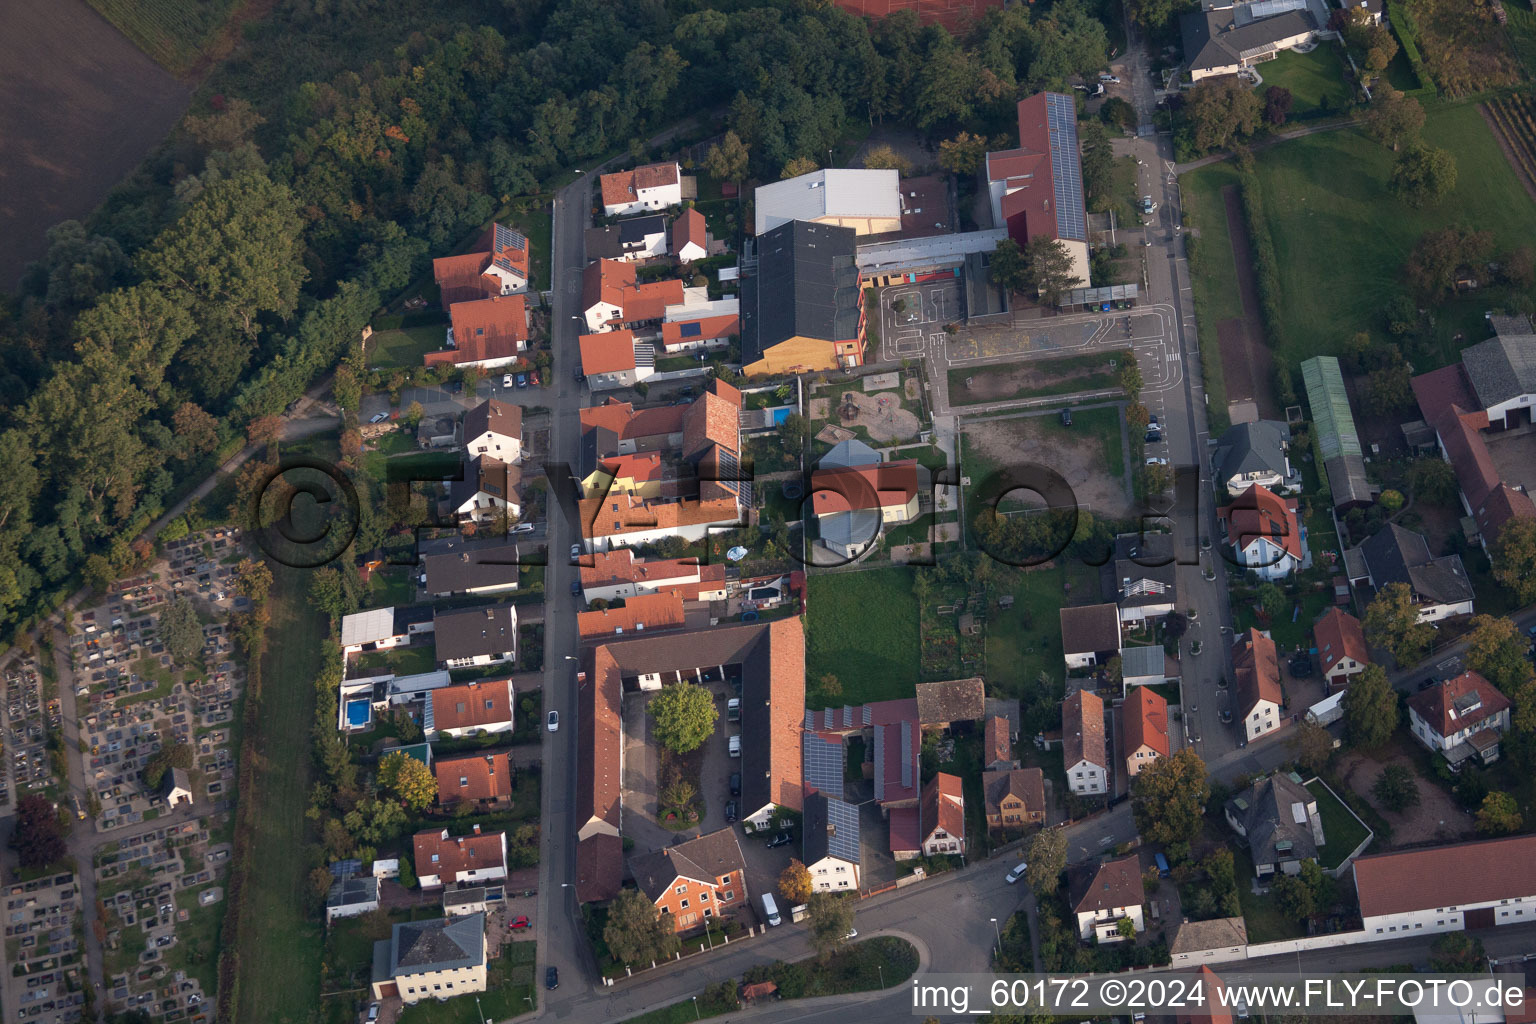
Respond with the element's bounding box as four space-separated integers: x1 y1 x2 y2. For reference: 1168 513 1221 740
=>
0 0 1113 641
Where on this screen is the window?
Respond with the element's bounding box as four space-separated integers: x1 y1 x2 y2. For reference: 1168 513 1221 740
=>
722 890 734 902
679 899 689 909
674 883 687 894
478 446 488 453
719 874 731 885
700 891 710 902
1415 923 1422 929
485 699 494 710
660 906 669 914
703 908 713 918
459 777 469 787
839 880 849 887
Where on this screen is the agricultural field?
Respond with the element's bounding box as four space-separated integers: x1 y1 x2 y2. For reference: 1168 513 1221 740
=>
1483 94 1536 194
85 0 242 74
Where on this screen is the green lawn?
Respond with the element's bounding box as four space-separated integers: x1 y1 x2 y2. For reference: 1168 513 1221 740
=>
1233 585 1332 651
353 643 436 678
1180 160 1243 434
397 943 538 1023
1258 45 1351 115
806 567 920 707
233 565 327 1021
1237 109 1536 368
1306 778 1373 869
500 201 553 291
169 887 223 998
1233 847 1306 943
984 565 1069 704
369 324 447 369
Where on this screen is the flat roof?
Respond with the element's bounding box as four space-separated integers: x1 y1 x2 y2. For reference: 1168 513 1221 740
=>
855 228 1007 273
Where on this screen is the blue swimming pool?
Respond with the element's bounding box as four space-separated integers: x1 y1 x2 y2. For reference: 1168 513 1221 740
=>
346 699 371 728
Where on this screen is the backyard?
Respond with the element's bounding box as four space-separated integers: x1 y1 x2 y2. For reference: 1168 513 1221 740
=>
368 323 448 369
1258 45 1351 116
1306 778 1373 870
806 567 920 707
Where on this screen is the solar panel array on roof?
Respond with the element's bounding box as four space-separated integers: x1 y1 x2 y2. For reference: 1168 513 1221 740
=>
492 224 527 275
900 721 914 789
1045 93 1088 242
823 796 861 863
679 322 702 337
872 725 887 801
329 859 363 879
802 731 846 796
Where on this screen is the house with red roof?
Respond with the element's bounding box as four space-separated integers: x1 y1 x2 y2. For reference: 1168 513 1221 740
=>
1218 483 1306 580
1313 607 1368 689
1407 669 1511 768
432 223 530 304
890 771 965 860
427 678 515 739
985 92 1092 292
580 259 687 333
1122 686 1169 778
1232 629 1282 743
434 752 514 808
1353 834 1536 937
1062 690 1107 796
809 460 920 559
579 549 727 604
578 330 652 392
424 294 529 369
672 208 710 264
599 161 682 217
413 825 508 888
576 591 686 640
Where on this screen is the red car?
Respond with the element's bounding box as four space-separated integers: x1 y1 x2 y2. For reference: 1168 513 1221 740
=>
509 915 531 931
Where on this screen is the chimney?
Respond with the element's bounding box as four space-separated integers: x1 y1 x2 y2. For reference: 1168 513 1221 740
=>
473 824 482 835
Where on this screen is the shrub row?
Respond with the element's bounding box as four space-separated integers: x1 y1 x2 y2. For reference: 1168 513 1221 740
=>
1385 0 1433 92
1236 170 1283 347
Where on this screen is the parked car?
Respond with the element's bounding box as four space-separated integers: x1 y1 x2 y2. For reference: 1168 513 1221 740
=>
512 522 536 534
547 711 559 733
1006 862 1028 884
1061 408 1072 426
729 772 741 796
516 373 529 389
570 580 583 596
546 967 559 990
503 373 515 388
766 831 793 849
728 735 741 758
1145 430 1162 443
724 801 738 823
1141 195 1158 215
1148 414 1159 428
368 412 388 424
1100 73 1121 83
367 1005 380 1022
509 915 531 931
1220 709 1233 723
1145 456 1169 466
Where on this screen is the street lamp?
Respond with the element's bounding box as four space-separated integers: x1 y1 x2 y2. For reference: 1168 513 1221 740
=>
877 964 884 989
990 917 1002 956
693 995 701 1020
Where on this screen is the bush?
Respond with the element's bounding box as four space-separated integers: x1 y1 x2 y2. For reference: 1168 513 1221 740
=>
1237 170 1282 345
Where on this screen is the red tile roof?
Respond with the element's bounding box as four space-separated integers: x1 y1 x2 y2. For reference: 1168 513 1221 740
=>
1062 689 1106 770
1406 669 1511 739
577 591 686 639
1353 834 1536 919
921 772 965 843
581 259 685 324
1219 484 1303 562
1232 628 1282 716
432 223 529 305
984 715 1012 767
412 827 506 883
986 93 1078 246
1176 967 1235 1024
599 162 679 208
427 294 527 367
578 330 637 375
983 767 1045 821
810 460 919 515
578 493 742 541
430 680 514 733
602 452 664 485
1123 686 1169 758
434 752 513 804
1071 853 1144 914
1313 607 1368 680
661 313 740 351
682 388 741 462
579 549 726 595
888 805 920 854
672 208 707 253
1411 363 1479 427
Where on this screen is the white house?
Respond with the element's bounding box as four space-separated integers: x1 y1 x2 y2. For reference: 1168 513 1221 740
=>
672 208 709 263
412 826 508 889
918 773 965 858
431 607 517 671
1461 331 1536 429
1314 607 1369 689
339 606 434 656
1062 690 1107 796
1070 855 1145 942
803 792 861 893
1407 670 1512 768
160 767 193 808
578 548 727 604
1353 835 1536 938
1211 420 1300 495
426 678 516 739
1219 483 1306 581
370 912 488 1006
599 162 682 217
576 494 744 554
1345 523 1476 623
1233 628 1283 743
447 455 521 524
585 215 669 263
462 399 523 464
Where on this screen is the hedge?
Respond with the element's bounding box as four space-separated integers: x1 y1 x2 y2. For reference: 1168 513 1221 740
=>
1236 170 1283 348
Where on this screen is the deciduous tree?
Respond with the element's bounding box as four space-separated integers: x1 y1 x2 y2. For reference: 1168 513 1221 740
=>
604 888 679 965
1391 143 1457 208
1343 664 1399 749
862 144 912 174
1025 827 1068 893
1491 517 1536 605
1372 763 1420 812
1131 748 1209 846
1362 582 1434 664
11 795 65 870
806 892 856 961
1403 226 1493 300
647 681 719 753
1263 87 1293 126
779 859 815 904
159 596 203 668
704 130 749 183
1361 85 1425 151
938 131 989 175
1184 79 1262 154
1476 791 1523 835
781 157 818 179
377 750 438 811
1464 615 1536 693
1023 236 1083 306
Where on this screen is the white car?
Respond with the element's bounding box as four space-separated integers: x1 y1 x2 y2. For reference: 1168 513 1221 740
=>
844 928 859 940
503 373 515 388
368 412 388 424
547 711 559 733
1006 862 1028 884
570 544 582 560
1145 457 1169 466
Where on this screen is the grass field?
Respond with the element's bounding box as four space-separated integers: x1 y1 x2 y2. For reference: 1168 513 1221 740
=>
1307 778 1373 868
806 567 920 707
1259 45 1351 116
1210 110 1536 369
984 565 1069 703
84 0 240 74
233 564 326 1022
1234 847 1307 942
369 324 447 369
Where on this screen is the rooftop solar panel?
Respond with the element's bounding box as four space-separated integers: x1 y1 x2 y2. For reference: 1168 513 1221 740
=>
900 721 913 789
823 796 861 863
802 731 845 796
680 322 702 337
872 726 886 801
1045 93 1088 242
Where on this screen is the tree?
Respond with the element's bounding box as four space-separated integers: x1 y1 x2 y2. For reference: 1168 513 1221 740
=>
1476 791 1523 835
1184 78 1263 154
938 131 989 175
1272 872 1316 921
1023 236 1083 306
863 144 913 174
402 400 425 429
1501 245 1536 290
818 673 842 700
172 401 220 458
1025 827 1068 893
1079 121 1116 213
1430 932 1486 972
987 239 1031 296
1290 718 1336 776
1126 403 1151 433
1119 363 1144 400
781 156 818 179
1408 458 1457 506
1263 87 1293 126
1362 85 1426 151
779 859 815 904
1163 611 1189 640
1131 748 1210 846
1404 226 1493 300
234 557 273 605
1362 582 1434 664
806 892 856 960
1116 916 1137 938
1491 517 1536 605
159 596 203 667
1142 463 1173 495
1464 615 1536 693
1343 664 1400 749
660 778 697 811
1256 582 1287 621
777 413 809 452
377 750 438 811
704 130 749 183
646 681 719 753
332 364 363 412
1126 0 1191 28
1391 143 1457 208
1203 848 1244 918
143 740 193 789
11 795 65 870
1377 488 1405 514
1363 364 1414 417
1372 763 1420 812
604 888 680 965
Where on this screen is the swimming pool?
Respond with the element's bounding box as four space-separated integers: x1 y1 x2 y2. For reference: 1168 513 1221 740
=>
346 699 371 728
